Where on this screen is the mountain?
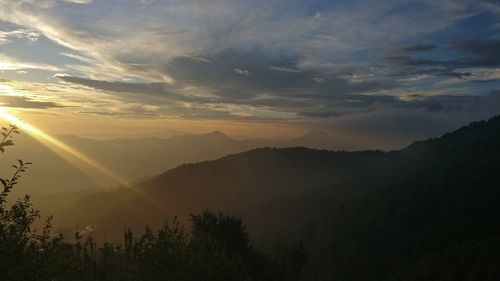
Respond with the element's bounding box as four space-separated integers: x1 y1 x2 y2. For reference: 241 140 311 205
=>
47 115 500 280
1 129 347 198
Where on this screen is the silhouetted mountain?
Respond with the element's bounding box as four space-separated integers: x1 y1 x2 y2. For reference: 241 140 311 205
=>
2 129 354 199
51 115 500 280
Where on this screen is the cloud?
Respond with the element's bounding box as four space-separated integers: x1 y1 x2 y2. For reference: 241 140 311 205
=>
398 44 437 53
61 0 92 4
55 75 185 100
0 94 62 109
60 52 96 64
56 69 395 119
0 29 41 44
383 38 500 81
306 90 500 149
450 39 500 66
0 53 60 71
298 111 344 118
58 44 488 120
269 66 301 73
0 0 499 130
479 1 500 16
396 94 480 112
0 0 479 83
233 68 250 76
166 48 393 99
398 75 429 82
453 67 500 82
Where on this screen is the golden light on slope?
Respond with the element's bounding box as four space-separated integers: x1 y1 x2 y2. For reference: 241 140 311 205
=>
0 107 170 212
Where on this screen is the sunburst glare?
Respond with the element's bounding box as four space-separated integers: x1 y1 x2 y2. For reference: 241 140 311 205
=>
0 107 170 212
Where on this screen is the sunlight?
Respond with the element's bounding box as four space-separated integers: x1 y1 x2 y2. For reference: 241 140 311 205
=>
0 83 22 96
0 107 170 212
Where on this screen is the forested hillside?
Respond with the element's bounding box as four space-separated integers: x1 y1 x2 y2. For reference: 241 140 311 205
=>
48 116 500 280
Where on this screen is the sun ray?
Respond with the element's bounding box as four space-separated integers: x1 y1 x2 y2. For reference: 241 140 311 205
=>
0 107 170 212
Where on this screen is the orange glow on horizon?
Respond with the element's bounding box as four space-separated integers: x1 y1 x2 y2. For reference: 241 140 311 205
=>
0 107 170 213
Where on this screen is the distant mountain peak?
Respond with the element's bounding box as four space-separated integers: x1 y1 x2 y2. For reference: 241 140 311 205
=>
205 130 228 137
167 130 234 144
197 131 233 141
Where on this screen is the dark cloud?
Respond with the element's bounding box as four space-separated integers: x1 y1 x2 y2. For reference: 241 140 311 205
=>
56 75 179 98
78 110 159 117
167 48 309 94
163 47 398 116
448 39 500 69
451 39 500 61
304 90 500 150
443 71 472 79
396 95 480 112
386 39 500 77
0 95 62 109
55 42 499 120
399 44 437 53
57 48 399 118
167 48 393 99
386 56 441 67
297 94 482 119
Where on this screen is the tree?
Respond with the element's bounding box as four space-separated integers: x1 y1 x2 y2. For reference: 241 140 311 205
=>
0 123 306 281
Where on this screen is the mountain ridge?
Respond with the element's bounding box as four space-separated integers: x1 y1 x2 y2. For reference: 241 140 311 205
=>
4 129 348 196
47 115 500 280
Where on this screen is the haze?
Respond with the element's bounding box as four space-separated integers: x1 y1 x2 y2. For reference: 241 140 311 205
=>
1 1 500 280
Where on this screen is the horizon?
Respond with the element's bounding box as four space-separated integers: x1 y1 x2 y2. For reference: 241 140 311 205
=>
1 2 500 279
0 0 499 147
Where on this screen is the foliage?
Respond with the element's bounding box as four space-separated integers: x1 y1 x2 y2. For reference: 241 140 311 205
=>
130 115 500 281
0 124 19 153
0 126 306 281
3 115 500 280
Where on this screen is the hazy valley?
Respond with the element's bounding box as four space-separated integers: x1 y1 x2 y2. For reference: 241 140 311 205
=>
4 116 498 280
1 1 499 279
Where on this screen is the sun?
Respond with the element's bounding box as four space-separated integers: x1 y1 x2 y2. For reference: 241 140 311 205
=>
0 107 170 212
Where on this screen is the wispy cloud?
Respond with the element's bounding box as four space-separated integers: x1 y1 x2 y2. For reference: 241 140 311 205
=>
0 29 41 44
0 53 60 71
0 0 499 143
233 68 250 76
0 94 62 109
61 0 93 4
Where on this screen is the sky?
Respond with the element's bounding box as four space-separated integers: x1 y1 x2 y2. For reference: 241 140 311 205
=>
0 0 499 147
